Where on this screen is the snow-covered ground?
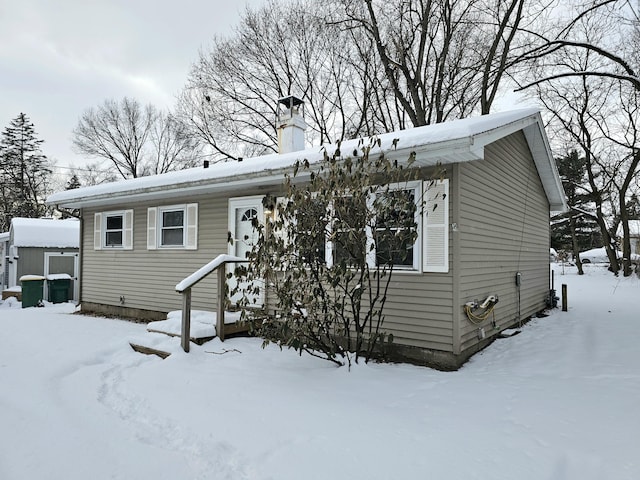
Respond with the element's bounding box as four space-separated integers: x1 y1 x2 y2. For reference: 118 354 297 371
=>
0 264 638 480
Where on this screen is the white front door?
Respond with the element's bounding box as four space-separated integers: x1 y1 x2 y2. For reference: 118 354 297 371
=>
228 196 264 306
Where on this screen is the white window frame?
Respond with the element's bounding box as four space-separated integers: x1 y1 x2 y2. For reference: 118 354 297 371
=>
370 180 422 272
158 205 187 248
103 211 125 248
147 204 198 250
94 210 133 250
326 194 367 268
322 181 422 272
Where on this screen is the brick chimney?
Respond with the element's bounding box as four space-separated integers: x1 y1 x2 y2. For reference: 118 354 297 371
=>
276 96 306 154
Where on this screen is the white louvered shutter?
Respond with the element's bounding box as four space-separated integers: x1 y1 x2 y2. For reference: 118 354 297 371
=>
185 203 198 250
94 213 102 250
423 179 449 273
147 207 157 250
123 210 134 250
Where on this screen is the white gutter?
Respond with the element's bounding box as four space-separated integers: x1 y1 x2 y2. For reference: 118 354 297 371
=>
48 109 566 212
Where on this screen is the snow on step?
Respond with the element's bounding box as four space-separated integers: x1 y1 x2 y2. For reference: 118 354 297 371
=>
146 310 242 340
128 331 185 359
130 310 245 358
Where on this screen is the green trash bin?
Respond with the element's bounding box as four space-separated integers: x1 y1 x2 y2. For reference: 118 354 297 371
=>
20 275 45 308
47 274 72 304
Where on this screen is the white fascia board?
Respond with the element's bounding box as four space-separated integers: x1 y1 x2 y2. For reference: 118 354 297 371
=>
52 168 310 210
51 140 482 210
393 115 543 166
522 121 568 213
390 137 480 166
469 113 539 153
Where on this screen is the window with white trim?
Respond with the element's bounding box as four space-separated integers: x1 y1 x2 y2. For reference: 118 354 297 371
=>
94 210 133 250
105 213 124 247
331 195 367 266
373 183 421 269
323 182 422 270
276 179 446 273
160 207 185 246
295 198 328 264
147 203 198 250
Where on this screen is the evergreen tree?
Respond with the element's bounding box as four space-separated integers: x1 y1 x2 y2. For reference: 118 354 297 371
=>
551 150 601 273
0 113 52 230
65 173 81 190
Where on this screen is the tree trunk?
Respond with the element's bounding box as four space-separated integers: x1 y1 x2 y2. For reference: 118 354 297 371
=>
569 213 584 275
584 148 620 274
619 199 633 277
617 150 640 277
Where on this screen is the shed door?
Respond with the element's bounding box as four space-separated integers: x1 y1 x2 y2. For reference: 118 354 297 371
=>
44 252 79 302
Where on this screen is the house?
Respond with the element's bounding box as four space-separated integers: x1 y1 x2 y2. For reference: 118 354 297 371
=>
618 220 640 255
47 103 567 369
2 218 80 302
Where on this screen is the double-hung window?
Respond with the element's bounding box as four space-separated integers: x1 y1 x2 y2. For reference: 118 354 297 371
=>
160 207 185 247
105 213 124 247
331 195 367 266
323 182 422 271
94 210 133 250
277 178 447 274
373 186 419 269
296 198 328 264
147 203 198 250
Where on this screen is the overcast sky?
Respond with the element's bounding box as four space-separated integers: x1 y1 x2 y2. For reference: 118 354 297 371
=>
0 0 264 177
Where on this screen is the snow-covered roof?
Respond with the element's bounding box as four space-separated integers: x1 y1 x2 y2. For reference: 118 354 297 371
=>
47 108 567 212
10 218 80 248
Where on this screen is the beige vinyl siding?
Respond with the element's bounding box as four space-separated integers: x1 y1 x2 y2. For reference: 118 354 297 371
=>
79 135 552 358
80 179 456 351
82 193 232 314
457 131 550 352
372 175 455 352
308 273 454 352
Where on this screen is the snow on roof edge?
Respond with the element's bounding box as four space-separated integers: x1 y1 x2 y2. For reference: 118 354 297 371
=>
10 218 80 248
48 108 543 208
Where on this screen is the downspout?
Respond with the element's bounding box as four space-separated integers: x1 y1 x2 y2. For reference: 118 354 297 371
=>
78 208 83 307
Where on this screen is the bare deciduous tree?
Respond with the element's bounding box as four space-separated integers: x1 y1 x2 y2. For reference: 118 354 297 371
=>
177 0 540 162
73 97 199 179
516 0 639 92
177 0 369 162
339 0 537 124
73 98 154 178
146 112 201 176
528 5 640 275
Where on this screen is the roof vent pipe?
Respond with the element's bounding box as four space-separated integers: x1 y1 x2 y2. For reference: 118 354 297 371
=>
276 96 306 154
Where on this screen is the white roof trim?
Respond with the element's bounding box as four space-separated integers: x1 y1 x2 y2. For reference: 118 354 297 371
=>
47 108 567 212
